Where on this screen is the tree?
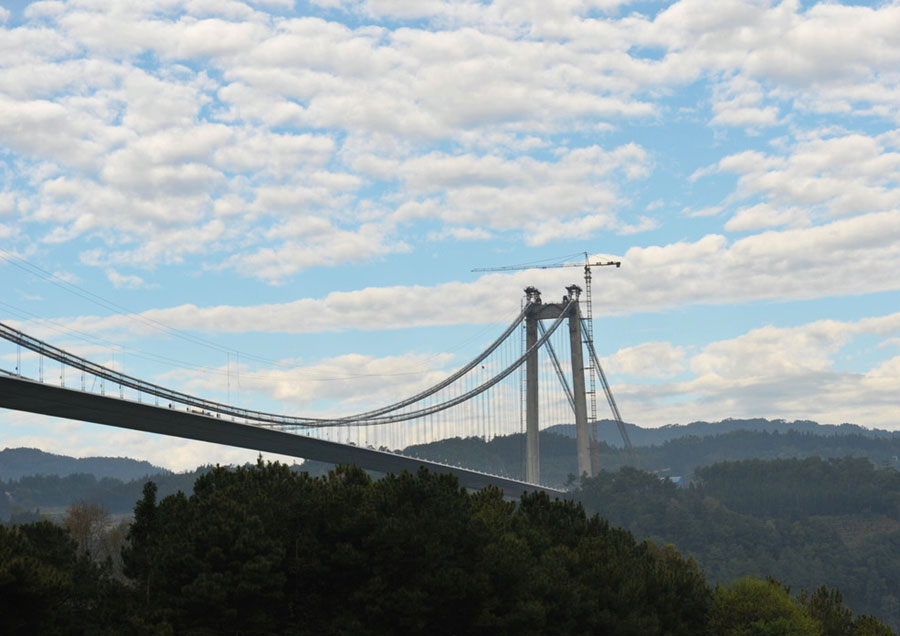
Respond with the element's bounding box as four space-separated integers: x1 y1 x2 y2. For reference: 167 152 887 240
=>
121 481 159 610
116 461 720 635
800 586 853 636
63 500 110 557
708 577 822 636
0 520 126 634
852 615 897 636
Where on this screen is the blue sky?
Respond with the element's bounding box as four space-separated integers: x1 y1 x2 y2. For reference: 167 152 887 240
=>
1 0 899 470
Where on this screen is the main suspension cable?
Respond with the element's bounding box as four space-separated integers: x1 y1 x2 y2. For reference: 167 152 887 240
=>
0 301 539 429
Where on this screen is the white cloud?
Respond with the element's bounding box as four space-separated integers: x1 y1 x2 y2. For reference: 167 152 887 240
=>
249 0 295 9
683 205 721 218
617 210 900 311
604 341 686 379
632 1 900 122
224 221 408 283
387 144 651 242
427 226 492 242
15 0 900 284
218 15 657 139
615 312 900 429
213 130 335 175
165 350 456 411
710 75 780 130
12 207 900 340
0 95 120 169
723 202 805 232
106 268 148 289
689 321 849 379
12 0 900 137
0 192 15 216
50 270 81 284
2 0 666 279
705 130 900 225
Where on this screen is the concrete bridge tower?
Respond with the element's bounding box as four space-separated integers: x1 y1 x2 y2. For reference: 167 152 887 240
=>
524 286 591 484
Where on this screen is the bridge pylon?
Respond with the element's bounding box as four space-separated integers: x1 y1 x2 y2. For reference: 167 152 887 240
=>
523 286 591 484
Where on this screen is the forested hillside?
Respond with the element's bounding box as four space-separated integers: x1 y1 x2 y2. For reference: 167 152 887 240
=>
7 417 900 519
5 421 900 630
1 461 894 635
550 418 900 448
0 447 167 481
406 427 900 487
576 457 900 631
0 467 208 523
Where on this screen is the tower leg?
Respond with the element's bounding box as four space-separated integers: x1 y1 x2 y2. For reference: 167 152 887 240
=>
525 312 540 484
569 305 591 478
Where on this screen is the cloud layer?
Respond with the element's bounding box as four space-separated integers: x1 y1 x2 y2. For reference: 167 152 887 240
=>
4 0 900 282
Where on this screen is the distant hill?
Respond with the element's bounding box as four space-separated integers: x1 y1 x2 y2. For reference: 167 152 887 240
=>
0 447 169 481
4 417 899 505
405 418 900 488
548 417 900 448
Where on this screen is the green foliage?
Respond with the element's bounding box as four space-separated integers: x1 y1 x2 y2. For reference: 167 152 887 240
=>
708 577 821 636
0 520 126 635
1 466 211 518
800 586 854 636
576 418 899 450
405 431 582 486
405 424 900 489
576 460 900 633
695 457 900 520
853 615 898 636
119 460 710 635
4 458 895 635
626 430 900 476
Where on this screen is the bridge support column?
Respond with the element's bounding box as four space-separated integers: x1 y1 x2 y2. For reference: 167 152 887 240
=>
525 308 540 484
568 301 591 478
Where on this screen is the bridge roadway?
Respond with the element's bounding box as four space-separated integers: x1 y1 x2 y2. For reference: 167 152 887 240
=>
0 374 564 498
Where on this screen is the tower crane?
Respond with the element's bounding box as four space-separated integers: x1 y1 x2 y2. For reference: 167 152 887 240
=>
471 258 621 274
471 254 634 465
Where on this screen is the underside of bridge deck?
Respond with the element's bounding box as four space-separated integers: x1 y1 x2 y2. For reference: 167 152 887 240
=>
0 374 565 499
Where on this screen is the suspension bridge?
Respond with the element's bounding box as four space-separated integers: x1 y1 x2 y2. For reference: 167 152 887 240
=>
0 285 633 498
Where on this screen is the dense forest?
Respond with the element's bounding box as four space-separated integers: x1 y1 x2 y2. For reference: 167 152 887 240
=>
0 467 210 522
576 457 900 631
551 418 900 449
6 427 897 520
4 419 900 631
405 427 900 487
1 461 894 635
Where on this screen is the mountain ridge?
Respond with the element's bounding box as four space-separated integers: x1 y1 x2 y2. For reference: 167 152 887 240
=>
4 417 898 484
0 447 170 481
548 417 899 448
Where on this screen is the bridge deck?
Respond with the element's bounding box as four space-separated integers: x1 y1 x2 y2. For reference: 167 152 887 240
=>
0 374 564 498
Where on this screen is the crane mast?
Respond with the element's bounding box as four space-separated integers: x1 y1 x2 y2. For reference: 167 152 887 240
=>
583 263 600 472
